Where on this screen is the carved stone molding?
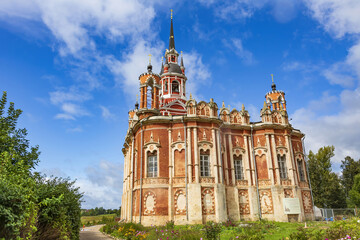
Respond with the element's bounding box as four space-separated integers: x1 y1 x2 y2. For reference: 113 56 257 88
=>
238 189 250 215
281 179 292 186
202 188 215 214
200 177 215 184
259 189 273 214
302 191 313 213
144 191 156 215
174 189 186 215
258 179 271 187
284 189 293 198
236 180 248 186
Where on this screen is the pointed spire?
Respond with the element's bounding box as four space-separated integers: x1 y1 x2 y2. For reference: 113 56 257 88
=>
242 104 245 112
271 74 276 91
147 54 152 72
169 9 175 50
261 101 267 112
160 56 164 74
135 94 139 109
180 51 184 67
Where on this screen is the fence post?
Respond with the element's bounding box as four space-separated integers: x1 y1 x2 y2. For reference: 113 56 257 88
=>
331 209 335 221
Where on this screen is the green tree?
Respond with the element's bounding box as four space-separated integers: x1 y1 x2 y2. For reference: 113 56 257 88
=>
341 156 360 198
348 174 360 207
308 146 346 208
0 91 82 239
0 91 40 169
0 91 40 239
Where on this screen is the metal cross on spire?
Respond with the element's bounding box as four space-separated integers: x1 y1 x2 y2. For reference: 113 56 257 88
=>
148 54 152 64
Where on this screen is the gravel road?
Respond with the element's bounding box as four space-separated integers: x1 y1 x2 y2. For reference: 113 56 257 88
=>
80 225 113 240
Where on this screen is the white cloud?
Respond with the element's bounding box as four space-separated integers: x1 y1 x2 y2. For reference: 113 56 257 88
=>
100 105 115 120
183 51 211 100
77 160 123 209
104 40 164 99
0 0 155 55
50 87 91 105
214 0 268 21
305 1 360 87
271 0 300 23
291 88 360 165
224 38 255 65
304 0 360 38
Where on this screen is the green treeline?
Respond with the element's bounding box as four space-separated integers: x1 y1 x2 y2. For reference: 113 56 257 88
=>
81 207 120 216
308 146 360 208
0 92 82 240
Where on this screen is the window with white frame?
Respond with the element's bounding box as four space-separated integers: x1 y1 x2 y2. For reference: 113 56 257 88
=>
277 154 287 179
297 159 305 182
234 155 244 180
172 81 179 93
200 153 210 177
147 153 157 177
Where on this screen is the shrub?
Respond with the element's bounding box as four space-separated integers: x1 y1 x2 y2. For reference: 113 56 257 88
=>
204 221 222 240
166 220 175 229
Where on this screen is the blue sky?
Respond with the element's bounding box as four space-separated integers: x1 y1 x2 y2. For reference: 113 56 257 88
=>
1 0 360 209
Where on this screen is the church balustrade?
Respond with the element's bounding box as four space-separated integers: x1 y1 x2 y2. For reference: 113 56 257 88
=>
172 177 186 184
258 179 271 187
281 179 292 186
134 177 169 186
299 181 309 188
236 180 248 186
200 177 215 183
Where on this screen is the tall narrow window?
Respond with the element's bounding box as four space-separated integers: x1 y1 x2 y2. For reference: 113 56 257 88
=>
277 154 287 179
298 160 305 182
200 154 210 177
147 86 153 109
172 81 179 93
234 155 244 180
164 80 168 92
147 153 157 177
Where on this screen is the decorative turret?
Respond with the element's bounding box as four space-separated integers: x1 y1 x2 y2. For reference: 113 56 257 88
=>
136 54 161 119
265 74 286 111
262 74 289 125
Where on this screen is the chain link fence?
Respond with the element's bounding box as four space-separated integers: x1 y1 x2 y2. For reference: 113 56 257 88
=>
314 207 358 221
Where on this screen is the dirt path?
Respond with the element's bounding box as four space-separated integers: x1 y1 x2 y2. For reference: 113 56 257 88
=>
80 225 113 240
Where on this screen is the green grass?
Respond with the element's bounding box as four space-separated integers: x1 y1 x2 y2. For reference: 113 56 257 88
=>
81 213 116 226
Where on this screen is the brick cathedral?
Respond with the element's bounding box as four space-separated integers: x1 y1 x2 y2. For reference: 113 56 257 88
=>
121 14 314 225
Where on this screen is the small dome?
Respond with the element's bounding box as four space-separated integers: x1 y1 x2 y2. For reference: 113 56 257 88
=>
168 63 183 74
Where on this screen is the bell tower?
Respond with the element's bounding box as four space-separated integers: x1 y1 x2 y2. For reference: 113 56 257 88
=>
159 10 187 116
265 74 287 111
261 74 289 125
137 55 161 119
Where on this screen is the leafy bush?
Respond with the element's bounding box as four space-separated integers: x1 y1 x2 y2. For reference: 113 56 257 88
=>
166 220 175 229
204 221 222 240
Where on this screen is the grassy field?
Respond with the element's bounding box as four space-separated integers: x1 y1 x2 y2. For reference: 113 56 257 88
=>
81 214 116 226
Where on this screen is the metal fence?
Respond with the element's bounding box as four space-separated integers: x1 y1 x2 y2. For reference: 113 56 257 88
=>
315 207 358 221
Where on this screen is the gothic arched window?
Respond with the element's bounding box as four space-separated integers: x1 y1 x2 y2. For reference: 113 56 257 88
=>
277 154 287 179
172 81 179 93
164 80 168 92
297 159 305 182
234 155 244 180
147 152 157 177
200 150 210 177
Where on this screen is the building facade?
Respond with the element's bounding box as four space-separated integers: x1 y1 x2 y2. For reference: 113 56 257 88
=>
121 16 314 225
